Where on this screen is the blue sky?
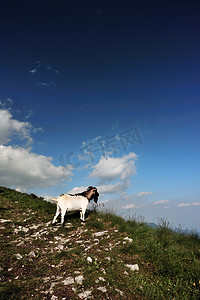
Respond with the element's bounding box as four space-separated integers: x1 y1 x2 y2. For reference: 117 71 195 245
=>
0 0 200 232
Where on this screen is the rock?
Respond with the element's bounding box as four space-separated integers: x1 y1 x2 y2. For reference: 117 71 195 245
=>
97 286 107 293
50 282 57 289
62 277 74 285
115 288 124 296
87 256 92 263
0 219 11 223
104 257 111 261
43 276 50 283
125 264 139 271
123 271 129 275
14 253 23 260
93 238 99 243
28 251 36 258
124 237 133 243
75 275 84 285
98 277 105 282
101 268 106 274
78 290 92 299
95 276 106 284
56 276 63 280
56 244 64 250
93 231 108 237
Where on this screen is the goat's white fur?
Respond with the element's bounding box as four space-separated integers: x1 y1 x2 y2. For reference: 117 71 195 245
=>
52 195 89 224
52 186 99 225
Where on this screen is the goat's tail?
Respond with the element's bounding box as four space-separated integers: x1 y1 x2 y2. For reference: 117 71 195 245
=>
51 197 58 202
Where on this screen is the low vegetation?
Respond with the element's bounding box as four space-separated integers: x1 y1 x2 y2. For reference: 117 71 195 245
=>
0 186 199 299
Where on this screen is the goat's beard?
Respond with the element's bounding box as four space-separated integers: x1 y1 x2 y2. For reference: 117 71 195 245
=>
93 191 99 203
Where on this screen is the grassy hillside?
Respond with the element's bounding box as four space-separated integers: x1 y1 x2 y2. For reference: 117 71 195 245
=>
0 186 200 299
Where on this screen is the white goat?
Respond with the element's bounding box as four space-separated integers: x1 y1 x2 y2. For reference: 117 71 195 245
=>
51 186 99 225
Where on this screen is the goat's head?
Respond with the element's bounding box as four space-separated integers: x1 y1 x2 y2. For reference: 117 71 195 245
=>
86 186 99 203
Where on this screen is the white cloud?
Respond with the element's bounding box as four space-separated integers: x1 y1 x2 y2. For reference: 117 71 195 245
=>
67 186 87 194
89 152 137 182
177 203 191 207
177 202 200 208
30 68 37 74
98 181 129 194
0 109 32 145
154 200 169 205
136 191 155 197
0 145 73 189
122 203 135 209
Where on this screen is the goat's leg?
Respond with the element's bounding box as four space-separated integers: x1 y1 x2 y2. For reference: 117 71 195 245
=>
80 210 83 221
81 207 86 222
61 208 67 225
52 205 61 224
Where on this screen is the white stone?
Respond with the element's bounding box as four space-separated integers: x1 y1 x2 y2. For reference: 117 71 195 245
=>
97 286 107 293
0 219 11 223
105 257 111 261
28 251 36 258
50 282 57 289
93 239 99 243
56 276 63 280
14 253 23 260
87 256 92 263
75 275 84 285
57 244 64 250
93 231 108 237
123 271 129 275
98 277 105 282
101 268 106 274
124 237 133 243
125 264 139 271
62 277 74 285
115 288 124 296
78 290 92 299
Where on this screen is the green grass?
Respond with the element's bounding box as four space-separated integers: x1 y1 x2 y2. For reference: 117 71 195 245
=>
0 186 200 299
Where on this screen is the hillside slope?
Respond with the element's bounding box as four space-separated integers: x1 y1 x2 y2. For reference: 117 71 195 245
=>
0 187 200 299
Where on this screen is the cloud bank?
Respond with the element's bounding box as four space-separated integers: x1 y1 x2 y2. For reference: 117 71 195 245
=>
0 108 73 190
0 109 32 145
0 145 73 189
89 152 137 183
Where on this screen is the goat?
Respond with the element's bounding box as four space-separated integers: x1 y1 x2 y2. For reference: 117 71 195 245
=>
51 186 99 225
